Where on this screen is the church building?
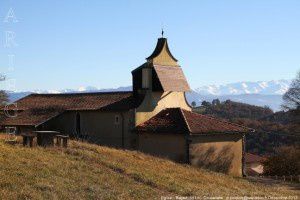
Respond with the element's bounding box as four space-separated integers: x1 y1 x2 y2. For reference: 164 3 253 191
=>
0 36 249 176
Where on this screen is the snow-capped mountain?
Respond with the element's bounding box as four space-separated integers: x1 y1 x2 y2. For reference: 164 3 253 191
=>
195 80 291 95
10 86 132 95
6 86 132 102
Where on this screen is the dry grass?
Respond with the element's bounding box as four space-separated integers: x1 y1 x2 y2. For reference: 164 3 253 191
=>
0 134 299 200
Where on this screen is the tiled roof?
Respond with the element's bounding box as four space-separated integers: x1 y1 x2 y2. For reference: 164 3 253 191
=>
12 92 134 111
181 109 249 134
136 108 249 134
0 91 137 126
153 65 190 92
135 108 189 134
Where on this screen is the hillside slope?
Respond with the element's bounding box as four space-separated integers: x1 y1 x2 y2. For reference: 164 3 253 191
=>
0 137 298 199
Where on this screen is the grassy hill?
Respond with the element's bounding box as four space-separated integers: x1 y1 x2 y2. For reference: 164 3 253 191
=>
0 135 299 200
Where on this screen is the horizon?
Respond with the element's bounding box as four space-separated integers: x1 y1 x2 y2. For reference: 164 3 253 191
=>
5 78 292 93
0 1 299 91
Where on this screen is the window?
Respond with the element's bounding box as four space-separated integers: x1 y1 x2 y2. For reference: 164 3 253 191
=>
142 68 151 89
114 115 120 125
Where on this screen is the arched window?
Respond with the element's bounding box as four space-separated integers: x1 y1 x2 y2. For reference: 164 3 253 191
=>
76 113 81 135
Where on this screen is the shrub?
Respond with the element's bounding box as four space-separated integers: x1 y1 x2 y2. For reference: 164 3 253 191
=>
263 146 300 176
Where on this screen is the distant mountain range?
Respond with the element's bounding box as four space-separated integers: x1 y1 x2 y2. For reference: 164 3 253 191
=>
6 80 291 111
195 80 291 95
187 80 291 111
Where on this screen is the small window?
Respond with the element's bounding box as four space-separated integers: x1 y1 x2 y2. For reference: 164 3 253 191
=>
114 115 120 125
142 68 150 89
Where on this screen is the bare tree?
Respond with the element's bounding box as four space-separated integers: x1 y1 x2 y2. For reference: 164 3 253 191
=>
283 71 300 111
282 71 300 134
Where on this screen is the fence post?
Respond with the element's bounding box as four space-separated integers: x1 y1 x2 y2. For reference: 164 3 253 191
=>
283 175 285 181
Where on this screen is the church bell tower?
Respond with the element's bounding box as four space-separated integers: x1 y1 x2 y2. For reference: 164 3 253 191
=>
132 35 191 125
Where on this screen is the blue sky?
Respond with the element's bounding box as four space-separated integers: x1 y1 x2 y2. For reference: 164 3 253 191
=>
0 0 299 91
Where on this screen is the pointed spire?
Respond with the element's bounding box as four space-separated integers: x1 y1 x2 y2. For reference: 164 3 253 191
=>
146 35 178 66
161 28 164 38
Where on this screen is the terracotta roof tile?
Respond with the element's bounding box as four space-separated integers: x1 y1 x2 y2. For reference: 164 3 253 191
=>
135 108 189 134
136 108 249 134
181 109 249 134
13 92 134 111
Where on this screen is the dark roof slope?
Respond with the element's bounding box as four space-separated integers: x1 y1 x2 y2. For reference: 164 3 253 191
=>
135 108 189 134
0 109 62 127
136 108 249 134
